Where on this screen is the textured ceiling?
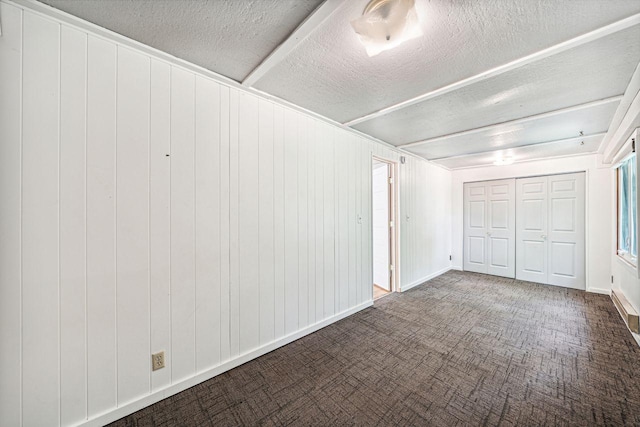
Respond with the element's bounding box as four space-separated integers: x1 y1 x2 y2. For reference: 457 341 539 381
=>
37 0 640 169
404 99 619 160
353 26 640 145
39 0 323 81
254 0 640 123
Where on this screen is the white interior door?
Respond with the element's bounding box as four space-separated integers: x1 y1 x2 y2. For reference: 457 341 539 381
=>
547 173 585 289
372 162 390 290
464 179 516 277
516 176 549 284
516 172 585 289
464 182 488 274
486 180 516 278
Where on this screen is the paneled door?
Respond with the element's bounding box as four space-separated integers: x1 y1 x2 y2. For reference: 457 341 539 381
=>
515 173 585 289
464 179 516 278
547 173 585 288
515 176 548 284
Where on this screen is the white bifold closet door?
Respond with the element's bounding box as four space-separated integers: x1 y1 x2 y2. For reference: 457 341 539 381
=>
515 172 585 289
463 179 516 278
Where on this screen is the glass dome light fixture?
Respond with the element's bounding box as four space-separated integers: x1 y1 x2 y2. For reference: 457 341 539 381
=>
351 0 423 57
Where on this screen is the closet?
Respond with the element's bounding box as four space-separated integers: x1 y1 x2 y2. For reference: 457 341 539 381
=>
515 172 585 289
463 179 516 278
463 172 585 289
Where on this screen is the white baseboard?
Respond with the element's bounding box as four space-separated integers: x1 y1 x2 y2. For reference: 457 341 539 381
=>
452 265 463 271
78 300 373 427
587 287 611 295
400 266 452 292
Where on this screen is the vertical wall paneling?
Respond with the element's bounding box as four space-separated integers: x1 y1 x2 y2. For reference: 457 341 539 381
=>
170 67 196 382
86 34 117 418
354 138 362 304
307 119 317 326
273 105 286 339
60 24 87 425
238 92 260 353
349 136 357 307
298 115 309 329
116 46 151 404
333 128 341 314
0 4 22 425
195 76 221 370
228 88 240 357
258 99 275 344
323 124 336 317
5 4 455 424
314 121 324 320
219 85 231 362
149 59 172 391
284 108 299 334
22 11 60 426
338 133 349 312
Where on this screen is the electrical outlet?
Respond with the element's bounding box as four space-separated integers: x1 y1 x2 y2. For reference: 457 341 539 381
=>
152 351 165 371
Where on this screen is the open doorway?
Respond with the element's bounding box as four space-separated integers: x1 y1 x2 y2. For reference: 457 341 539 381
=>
372 157 396 300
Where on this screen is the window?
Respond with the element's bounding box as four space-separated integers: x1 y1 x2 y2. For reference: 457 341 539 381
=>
618 154 637 265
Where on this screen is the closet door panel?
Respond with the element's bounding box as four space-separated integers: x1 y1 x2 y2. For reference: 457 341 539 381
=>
516 176 548 284
464 182 488 273
548 173 585 289
487 180 515 278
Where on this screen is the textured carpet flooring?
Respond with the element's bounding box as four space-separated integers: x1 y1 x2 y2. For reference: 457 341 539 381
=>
110 271 640 426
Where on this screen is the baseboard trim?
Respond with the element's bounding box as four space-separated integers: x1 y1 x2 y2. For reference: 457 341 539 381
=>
611 289 640 334
400 266 452 292
587 287 611 295
78 300 373 427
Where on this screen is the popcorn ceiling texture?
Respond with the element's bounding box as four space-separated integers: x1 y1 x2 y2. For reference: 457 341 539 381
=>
40 0 323 82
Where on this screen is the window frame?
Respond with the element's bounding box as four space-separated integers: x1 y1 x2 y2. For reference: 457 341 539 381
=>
617 153 637 267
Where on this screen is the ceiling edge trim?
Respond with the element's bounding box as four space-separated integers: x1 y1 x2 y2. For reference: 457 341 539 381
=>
5 0 437 168
398 96 622 149
343 13 640 127
242 0 345 87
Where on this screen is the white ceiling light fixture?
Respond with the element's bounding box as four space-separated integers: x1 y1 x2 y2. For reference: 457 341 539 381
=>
351 0 423 57
493 157 515 166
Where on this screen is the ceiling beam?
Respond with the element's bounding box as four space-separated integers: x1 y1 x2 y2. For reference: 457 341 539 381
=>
423 132 606 161
397 96 622 149
242 0 345 87
344 13 640 127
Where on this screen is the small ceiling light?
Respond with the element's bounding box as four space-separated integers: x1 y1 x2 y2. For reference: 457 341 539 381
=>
493 157 514 166
351 0 423 57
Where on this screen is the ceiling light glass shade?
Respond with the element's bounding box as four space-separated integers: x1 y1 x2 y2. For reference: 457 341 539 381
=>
351 0 423 57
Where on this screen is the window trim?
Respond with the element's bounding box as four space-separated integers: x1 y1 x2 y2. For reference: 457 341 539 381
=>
617 153 637 267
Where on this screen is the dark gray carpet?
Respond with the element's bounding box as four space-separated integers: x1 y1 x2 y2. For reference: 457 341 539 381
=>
110 271 640 426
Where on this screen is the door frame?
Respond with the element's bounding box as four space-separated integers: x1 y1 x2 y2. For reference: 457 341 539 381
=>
372 155 399 296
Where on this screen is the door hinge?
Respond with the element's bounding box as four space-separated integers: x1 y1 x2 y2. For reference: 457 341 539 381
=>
390 264 394 271
388 177 393 184
633 138 636 153
389 220 394 228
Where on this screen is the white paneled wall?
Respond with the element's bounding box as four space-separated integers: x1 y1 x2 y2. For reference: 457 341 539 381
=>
0 2 452 426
